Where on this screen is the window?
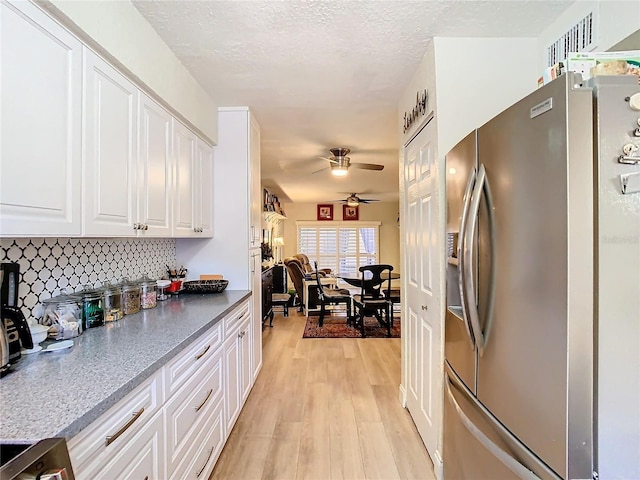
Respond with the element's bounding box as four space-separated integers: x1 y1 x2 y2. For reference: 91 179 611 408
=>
297 221 380 276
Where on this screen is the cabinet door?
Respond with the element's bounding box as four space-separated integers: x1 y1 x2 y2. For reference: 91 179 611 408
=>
0 0 82 236
75 411 164 480
196 139 214 237
172 120 197 237
138 94 172 237
248 114 261 247
239 316 252 403
83 49 138 236
224 333 241 433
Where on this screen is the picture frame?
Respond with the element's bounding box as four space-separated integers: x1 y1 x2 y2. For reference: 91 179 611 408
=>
317 204 334 221
343 204 359 221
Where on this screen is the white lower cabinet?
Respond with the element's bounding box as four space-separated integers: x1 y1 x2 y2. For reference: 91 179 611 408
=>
68 374 163 479
68 299 255 478
165 345 223 478
77 411 165 480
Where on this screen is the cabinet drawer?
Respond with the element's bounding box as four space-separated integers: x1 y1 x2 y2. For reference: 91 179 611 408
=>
163 319 222 398
170 397 225 480
74 410 164 480
165 348 223 478
224 300 250 337
68 374 162 474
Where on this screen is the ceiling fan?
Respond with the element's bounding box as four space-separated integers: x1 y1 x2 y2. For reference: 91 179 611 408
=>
338 193 381 207
314 147 384 176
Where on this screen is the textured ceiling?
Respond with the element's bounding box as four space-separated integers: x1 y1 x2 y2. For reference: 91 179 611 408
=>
133 0 573 204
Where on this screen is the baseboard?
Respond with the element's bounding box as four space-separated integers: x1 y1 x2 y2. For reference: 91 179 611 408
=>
432 450 444 480
398 384 407 407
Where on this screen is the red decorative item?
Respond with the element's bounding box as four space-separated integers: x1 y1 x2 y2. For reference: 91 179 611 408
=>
343 204 359 221
317 204 334 221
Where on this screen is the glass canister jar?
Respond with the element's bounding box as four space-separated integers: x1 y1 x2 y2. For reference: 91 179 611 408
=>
79 286 105 329
41 293 83 339
120 280 141 315
101 283 124 322
135 275 157 309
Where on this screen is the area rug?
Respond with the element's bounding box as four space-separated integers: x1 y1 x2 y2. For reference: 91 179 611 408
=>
303 315 401 338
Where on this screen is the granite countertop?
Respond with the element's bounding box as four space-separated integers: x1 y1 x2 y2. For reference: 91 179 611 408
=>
0 290 251 444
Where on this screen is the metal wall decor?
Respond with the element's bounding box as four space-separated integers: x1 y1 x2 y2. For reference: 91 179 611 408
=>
403 89 428 133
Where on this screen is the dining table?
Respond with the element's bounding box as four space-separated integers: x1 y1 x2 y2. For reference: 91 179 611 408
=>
337 271 400 296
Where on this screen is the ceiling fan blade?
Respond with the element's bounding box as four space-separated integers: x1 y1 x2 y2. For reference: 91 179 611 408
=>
311 166 330 175
351 162 384 171
318 156 339 164
359 198 380 203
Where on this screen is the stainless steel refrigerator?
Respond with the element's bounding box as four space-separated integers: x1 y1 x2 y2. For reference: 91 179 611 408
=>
444 72 640 480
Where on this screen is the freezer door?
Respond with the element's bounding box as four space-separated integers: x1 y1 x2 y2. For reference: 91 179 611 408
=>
475 73 594 478
444 364 561 480
445 131 478 393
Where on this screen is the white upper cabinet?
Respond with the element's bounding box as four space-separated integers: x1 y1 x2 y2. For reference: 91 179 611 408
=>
172 120 197 237
138 94 173 237
0 0 82 237
196 139 214 237
249 115 262 248
82 48 138 237
172 122 213 237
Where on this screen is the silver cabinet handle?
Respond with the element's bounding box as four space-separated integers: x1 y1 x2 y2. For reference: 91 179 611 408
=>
238 330 246 338
194 389 214 412
105 408 144 446
195 344 210 360
196 447 214 478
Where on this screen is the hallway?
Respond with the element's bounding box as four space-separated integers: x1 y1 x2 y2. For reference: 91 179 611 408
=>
210 310 436 480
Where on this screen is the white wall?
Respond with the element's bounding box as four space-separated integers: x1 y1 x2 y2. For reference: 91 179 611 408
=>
43 0 217 142
537 1 640 70
279 201 401 273
432 37 539 155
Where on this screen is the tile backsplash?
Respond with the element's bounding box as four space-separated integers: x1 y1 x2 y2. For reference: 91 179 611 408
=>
0 238 176 318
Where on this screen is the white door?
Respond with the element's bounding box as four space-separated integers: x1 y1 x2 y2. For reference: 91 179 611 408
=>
83 49 138 237
1 1 82 237
138 94 172 236
402 115 444 475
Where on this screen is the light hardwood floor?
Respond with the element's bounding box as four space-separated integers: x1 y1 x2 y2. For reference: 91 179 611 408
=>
210 310 436 480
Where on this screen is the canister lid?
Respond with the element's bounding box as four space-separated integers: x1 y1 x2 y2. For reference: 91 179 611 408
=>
134 274 157 287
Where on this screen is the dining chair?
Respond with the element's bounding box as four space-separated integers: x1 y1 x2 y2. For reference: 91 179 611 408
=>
352 264 394 337
313 262 352 327
283 257 306 312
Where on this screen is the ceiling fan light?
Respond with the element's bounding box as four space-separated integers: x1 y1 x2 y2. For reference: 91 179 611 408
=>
331 164 348 176
347 200 359 207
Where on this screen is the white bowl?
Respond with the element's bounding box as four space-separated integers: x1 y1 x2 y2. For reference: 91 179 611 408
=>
29 323 49 345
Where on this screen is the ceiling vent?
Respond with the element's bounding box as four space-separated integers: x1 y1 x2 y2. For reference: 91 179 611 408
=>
546 11 597 67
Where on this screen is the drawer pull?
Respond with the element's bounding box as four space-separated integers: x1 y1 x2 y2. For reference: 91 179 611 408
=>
195 344 210 360
105 408 144 446
143 477 148 480
238 330 246 338
237 310 248 320
196 447 214 478
194 389 214 412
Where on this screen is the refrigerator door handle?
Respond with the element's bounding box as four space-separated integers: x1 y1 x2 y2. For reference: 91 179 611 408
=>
445 369 541 480
464 163 496 355
458 166 477 347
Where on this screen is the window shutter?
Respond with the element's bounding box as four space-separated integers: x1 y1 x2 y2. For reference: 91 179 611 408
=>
297 222 379 276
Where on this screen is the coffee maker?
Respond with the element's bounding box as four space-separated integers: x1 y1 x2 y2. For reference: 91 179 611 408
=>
1 263 33 376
